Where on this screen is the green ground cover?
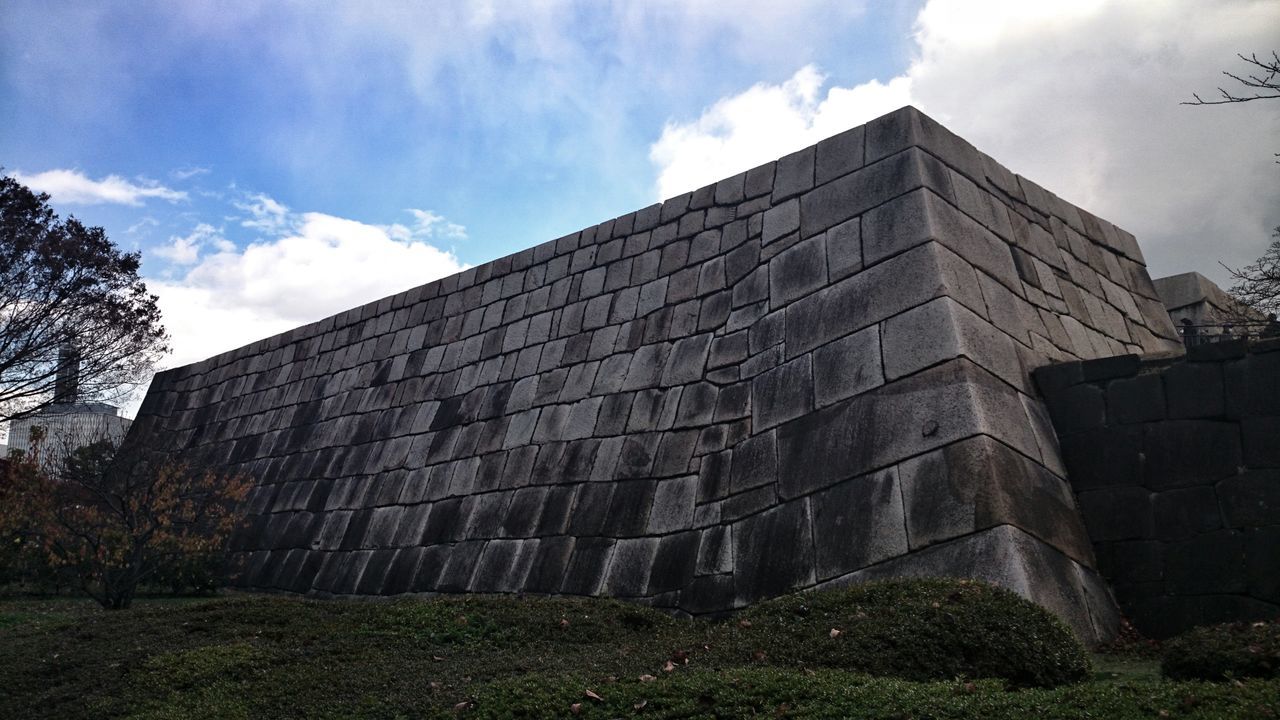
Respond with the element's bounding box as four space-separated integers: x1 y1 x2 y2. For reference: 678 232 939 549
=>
1 588 1276 719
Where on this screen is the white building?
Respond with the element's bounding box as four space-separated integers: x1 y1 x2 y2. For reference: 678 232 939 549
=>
8 402 132 462
4 344 132 469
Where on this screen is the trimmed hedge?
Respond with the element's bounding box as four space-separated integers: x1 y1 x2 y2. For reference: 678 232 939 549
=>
719 578 1091 687
1163 620 1280 681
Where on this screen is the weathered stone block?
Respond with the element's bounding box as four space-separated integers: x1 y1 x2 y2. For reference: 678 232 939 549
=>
732 499 814 605
752 355 813 431
1166 530 1247 595
772 146 814 202
1152 486 1223 541
816 125 865 185
811 469 907 580
899 435 1093 564
1217 470 1280 528
881 296 1021 387
762 198 799 245
769 234 828 307
812 325 882 407
1106 374 1166 424
1076 486 1154 542
1141 420 1242 489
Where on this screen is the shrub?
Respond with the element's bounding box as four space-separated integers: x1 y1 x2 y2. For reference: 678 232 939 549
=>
0 440 253 609
1162 620 1280 681
719 578 1090 687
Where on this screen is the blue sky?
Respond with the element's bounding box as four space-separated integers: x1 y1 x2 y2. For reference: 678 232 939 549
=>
2 1 1278 417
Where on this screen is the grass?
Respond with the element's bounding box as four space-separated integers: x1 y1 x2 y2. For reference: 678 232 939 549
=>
1 592 1277 719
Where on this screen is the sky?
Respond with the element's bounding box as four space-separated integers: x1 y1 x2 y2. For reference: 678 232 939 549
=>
1 0 1278 422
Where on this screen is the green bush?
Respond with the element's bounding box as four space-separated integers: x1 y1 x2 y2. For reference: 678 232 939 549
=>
717 578 1090 687
1163 620 1280 681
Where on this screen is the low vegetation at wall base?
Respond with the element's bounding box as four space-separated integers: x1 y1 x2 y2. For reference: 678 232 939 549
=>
3 585 1278 719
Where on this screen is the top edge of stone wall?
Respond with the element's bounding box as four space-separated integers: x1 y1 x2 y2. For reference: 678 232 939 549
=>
148 105 1154 387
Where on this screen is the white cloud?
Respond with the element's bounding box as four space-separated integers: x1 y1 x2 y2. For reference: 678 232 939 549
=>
10 169 187 206
147 210 468 371
234 192 293 235
650 65 911 199
153 223 226 265
382 208 468 243
648 0 1280 288
171 166 210 181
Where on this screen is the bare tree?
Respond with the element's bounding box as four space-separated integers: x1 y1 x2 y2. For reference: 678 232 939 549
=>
0 174 170 423
1224 226 1280 322
1184 51 1280 105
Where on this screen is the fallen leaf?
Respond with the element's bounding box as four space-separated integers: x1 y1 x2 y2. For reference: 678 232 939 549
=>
569 702 583 714
456 615 468 625
433 656 446 662
829 628 842 639
634 700 648 710
452 701 470 712
559 618 571 630
663 660 676 672
739 619 752 628
584 689 603 702
671 649 690 663
639 674 657 682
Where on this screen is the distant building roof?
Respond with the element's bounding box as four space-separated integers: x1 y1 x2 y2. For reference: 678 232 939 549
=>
31 402 121 417
1152 272 1238 314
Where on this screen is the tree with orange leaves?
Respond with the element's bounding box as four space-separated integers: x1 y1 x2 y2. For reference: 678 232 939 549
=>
0 435 252 609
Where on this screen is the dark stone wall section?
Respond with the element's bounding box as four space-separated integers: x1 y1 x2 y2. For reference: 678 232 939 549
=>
1037 339 1280 638
126 107 1181 644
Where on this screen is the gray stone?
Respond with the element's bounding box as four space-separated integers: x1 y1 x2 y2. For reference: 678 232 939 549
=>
801 147 949 239
881 296 1021 388
653 430 699 477
648 475 697 534
812 325 883 407
811 468 907 580
899 435 1093 563
772 146 814 202
1218 470 1280 528
1106 374 1166 424
729 429 777 494
778 359 1043 498
816 125 865 185
603 537 659 597
825 218 862 281
769 234 828 307
784 241 986 360
761 198 799 245
732 499 814 604
661 333 713 386
752 355 813 431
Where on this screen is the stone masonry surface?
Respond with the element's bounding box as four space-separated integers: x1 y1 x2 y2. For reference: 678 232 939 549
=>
125 107 1182 643
1037 338 1280 638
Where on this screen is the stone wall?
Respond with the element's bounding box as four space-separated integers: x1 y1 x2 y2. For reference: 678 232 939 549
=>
1036 339 1280 637
125 106 1181 643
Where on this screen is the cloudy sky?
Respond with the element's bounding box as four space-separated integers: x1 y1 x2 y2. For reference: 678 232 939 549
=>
2 0 1277 419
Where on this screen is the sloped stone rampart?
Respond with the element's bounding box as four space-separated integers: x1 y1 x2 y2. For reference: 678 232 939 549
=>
1037 339 1280 638
125 107 1181 643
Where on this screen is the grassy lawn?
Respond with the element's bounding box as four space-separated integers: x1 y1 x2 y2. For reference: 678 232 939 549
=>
1 592 1276 719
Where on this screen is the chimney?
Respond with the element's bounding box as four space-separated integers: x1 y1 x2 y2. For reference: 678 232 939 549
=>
54 342 80 404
